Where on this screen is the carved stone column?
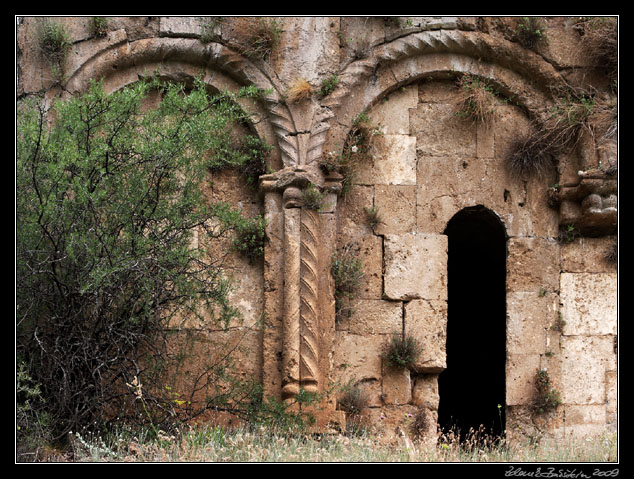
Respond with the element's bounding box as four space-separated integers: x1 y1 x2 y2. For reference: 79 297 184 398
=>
260 167 345 428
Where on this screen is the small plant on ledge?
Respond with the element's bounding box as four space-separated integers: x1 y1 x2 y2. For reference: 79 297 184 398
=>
331 243 364 321
533 368 561 414
382 332 422 371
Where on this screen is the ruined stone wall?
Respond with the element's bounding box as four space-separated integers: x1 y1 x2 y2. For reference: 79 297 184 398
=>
16 16 617 442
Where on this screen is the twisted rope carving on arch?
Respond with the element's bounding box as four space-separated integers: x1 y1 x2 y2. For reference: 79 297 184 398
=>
62 37 301 167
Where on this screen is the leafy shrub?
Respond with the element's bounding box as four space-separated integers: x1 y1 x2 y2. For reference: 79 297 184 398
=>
16 77 271 440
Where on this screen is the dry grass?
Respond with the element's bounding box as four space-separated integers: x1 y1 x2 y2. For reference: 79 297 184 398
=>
68 424 618 463
286 78 312 104
232 17 282 60
455 73 502 127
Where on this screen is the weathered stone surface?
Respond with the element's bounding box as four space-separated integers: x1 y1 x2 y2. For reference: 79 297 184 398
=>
373 185 416 235
411 102 476 158
506 292 558 355
381 365 412 405
506 237 560 293
367 84 418 135
506 354 541 406
334 332 383 385
404 300 447 372
338 299 403 335
560 273 617 336
384 233 447 301
356 134 417 186
560 336 614 405
412 374 440 410
17 16 618 441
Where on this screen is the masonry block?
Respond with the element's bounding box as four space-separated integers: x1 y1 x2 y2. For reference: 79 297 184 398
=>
384 233 447 301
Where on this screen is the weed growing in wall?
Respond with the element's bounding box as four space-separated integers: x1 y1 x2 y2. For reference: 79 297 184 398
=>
37 19 72 81
533 369 561 414
319 74 340 97
455 73 506 127
515 17 548 50
286 78 312 104
382 332 422 371
234 17 282 60
331 243 364 321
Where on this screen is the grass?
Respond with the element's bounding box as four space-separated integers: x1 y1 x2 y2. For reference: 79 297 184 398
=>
65 424 618 462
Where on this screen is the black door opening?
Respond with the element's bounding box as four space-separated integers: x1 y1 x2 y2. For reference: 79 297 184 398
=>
438 206 507 440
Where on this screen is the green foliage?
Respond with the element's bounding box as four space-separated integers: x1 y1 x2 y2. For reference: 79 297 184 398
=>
16 76 271 440
533 369 561 413
382 332 422 370
228 210 268 263
364 206 382 230
37 19 72 80
319 74 340 97
92 17 109 37
302 184 325 210
337 380 368 416
331 243 364 320
515 17 547 49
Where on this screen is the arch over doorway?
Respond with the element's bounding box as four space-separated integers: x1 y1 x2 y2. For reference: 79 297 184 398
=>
438 205 508 439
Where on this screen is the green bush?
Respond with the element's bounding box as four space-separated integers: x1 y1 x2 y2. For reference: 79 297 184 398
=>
16 77 271 441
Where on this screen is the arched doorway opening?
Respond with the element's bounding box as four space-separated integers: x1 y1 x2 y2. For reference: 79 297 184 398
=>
438 205 508 440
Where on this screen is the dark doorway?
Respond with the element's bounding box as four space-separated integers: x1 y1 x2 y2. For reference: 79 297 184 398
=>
438 206 507 440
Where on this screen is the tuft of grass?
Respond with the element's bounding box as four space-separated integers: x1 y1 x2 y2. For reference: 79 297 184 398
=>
331 243 364 321
286 78 312 104
301 184 325 211
364 206 382 230
505 88 597 179
455 73 505 127
382 332 422 371
68 422 618 462
515 17 547 50
575 17 618 84
233 17 282 60
37 19 72 81
92 17 109 37
337 380 368 416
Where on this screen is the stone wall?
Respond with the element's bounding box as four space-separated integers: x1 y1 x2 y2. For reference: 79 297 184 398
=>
16 15 617 442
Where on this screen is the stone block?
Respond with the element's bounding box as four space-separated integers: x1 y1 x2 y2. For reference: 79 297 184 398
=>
374 185 417 235
412 374 440 410
506 237 560 293
355 134 417 186
560 273 617 336
410 102 476 158
506 291 558 355
341 299 403 335
382 366 412 405
560 336 613 405
384 233 447 301
404 299 447 372
506 354 541 406
334 332 383 385
560 236 618 273
367 84 418 135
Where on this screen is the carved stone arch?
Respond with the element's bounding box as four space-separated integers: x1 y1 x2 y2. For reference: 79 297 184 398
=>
60 37 305 170
318 29 568 160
